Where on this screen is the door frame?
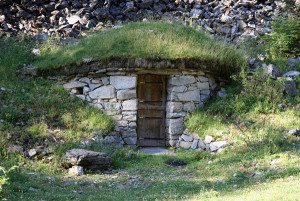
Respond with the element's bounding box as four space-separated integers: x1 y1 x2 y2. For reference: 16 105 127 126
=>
137 74 167 147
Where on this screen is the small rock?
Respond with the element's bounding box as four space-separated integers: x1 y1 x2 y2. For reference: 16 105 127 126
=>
32 48 41 56
68 165 84 176
284 77 298 96
210 141 230 152
263 64 281 79
29 187 39 192
181 134 193 142
204 135 214 144
283 71 300 78
217 88 227 98
288 129 300 136
190 140 198 149
7 145 24 153
270 158 283 165
67 15 81 25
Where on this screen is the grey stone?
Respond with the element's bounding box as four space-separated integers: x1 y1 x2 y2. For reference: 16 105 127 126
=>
64 79 87 89
170 76 196 86
89 84 101 91
117 89 136 100
201 90 210 95
110 76 136 89
167 102 183 113
123 115 137 121
181 134 193 142
65 149 111 170
263 64 281 79
180 141 192 149
191 140 198 149
89 86 116 99
122 99 138 110
91 79 101 84
221 15 233 24
103 136 115 144
7 145 24 153
283 71 300 78
169 118 184 135
198 76 209 82
197 82 209 89
190 9 203 19
123 137 137 145
104 102 122 110
217 90 227 98
173 89 200 102
129 122 137 128
198 140 206 150
101 77 110 85
204 135 214 144
79 77 90 84
171 86 187 93
67 15 81 25
76 95 85 100
284 78 298 96
166 112 186 118
183 102 195 112
209 141 230 151
68 165 84 176
83 87 90 94
201 95 210 102
205 144 210 151
288 129 300 136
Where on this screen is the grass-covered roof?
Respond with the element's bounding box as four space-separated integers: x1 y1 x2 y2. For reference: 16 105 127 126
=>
34 21 247 77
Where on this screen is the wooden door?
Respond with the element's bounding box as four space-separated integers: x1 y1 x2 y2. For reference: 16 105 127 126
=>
137 74 166 147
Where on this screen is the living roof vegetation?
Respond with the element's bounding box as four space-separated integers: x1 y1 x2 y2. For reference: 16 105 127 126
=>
34 21 246 73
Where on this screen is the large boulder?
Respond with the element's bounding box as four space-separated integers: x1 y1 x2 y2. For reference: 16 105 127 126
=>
65 149 112 171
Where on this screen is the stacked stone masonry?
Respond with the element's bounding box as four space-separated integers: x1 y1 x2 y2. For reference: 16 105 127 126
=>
62 68 220 147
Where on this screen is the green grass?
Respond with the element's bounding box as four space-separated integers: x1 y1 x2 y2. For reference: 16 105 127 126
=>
33 21 246 74
1 22 299 200
0 37 115 175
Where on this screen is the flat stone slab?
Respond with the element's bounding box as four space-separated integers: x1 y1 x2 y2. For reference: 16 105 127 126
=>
65 149 112 171
139 147 176 156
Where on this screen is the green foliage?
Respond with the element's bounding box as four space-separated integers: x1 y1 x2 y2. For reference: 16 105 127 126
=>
264 11 300 58
0 166 17 199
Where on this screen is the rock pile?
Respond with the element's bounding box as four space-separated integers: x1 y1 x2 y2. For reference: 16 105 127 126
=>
177 130 230 152
0 0 289 40
249 57 300 96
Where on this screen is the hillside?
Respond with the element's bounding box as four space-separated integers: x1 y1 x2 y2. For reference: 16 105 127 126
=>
0 3 300 200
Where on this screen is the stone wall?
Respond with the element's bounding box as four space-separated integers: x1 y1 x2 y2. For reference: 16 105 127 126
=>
165 74 218 147
61 68 221 147
63 72 138 146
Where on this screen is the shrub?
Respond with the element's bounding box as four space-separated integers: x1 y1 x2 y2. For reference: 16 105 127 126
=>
264 9 300 58
0 166 17 199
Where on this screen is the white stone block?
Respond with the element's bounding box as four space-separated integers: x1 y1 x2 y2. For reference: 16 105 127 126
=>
169 118 184 135
110 76 136 89
172 89 200 102
122 99 138 110
170 76 196 86
197 82 210 90
89 86 116 99
117 89 137 100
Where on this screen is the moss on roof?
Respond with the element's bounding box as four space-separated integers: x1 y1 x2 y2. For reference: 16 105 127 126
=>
34 21 247 77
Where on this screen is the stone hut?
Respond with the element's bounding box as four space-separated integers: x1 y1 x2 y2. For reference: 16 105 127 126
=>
41 57 230 148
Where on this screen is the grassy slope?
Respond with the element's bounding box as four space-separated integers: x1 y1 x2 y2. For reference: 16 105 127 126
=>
1 24 299 200
33 21 246 71
0 38 115 173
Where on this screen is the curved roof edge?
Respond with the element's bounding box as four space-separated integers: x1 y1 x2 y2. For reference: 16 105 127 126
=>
37 57 239 79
